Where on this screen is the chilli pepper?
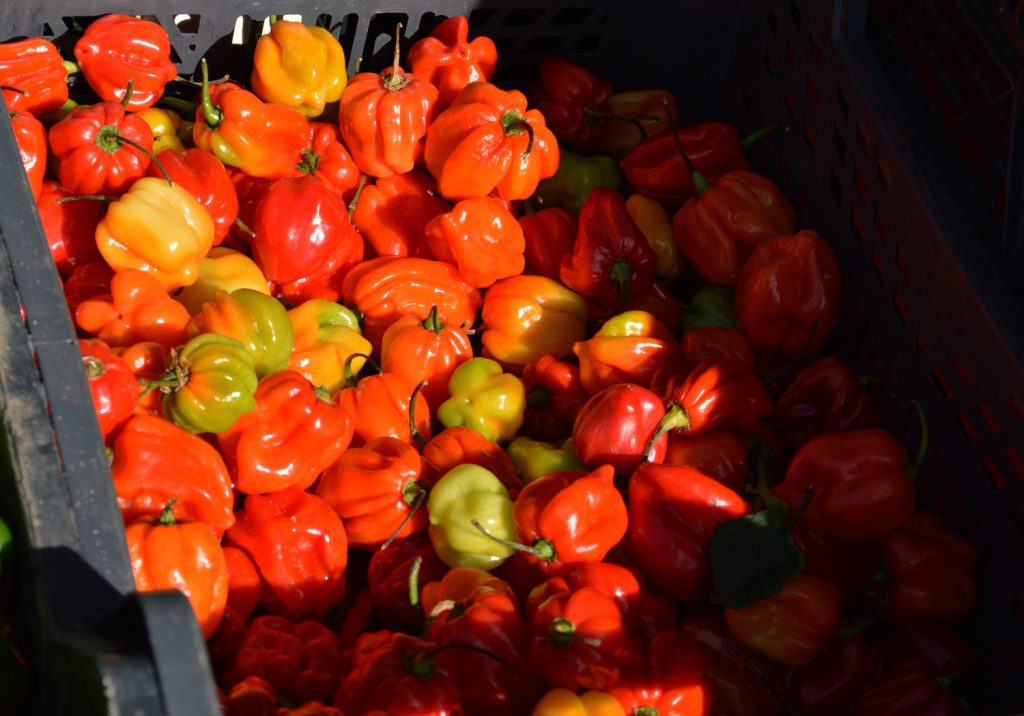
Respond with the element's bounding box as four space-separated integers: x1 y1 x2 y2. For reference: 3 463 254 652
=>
226 488 348 621
679 326 754 367
427 463 517 570
574 310 680 395
335 372 433 448
882 512 977 622
380 305 473 410
559 188 657 312
425 196 526 288
342 256 482 350
175 247 272 316
73 14 178 110
251 20 348 118
157 332 259 434
735 230 841 358
111 414 236 533
481 275 588 367
350 171 446 258
619 280 685 340
80 338 138 440
75 268 191 348
507 436 587 484
724 573 841 666
193 64 310 179
527 562 646 630
848 660 962 716
286 299 370 395
672 170 796 286
0 37 69 115
875 621 974 684
217 370 352 494
527 57 613 152
593 89 679 159
771 356 880 451
630 462 751 602
772 428 916 540
148 148 238 245
532 688 626 716
781 634 883 716
520 354 590 441
425 80 559 201
338 27 438 177
48 100 155 195
316 436 435 551
367 532 448 629
681 285 736 332
36 179 103 278
126 503 228 638
530 149 623 214
437 357 525 443
186 288 294 378
608 631 716 716
573 383 668 476
407 15 498 109
626 193 684 279
519 207 578 282
63 261 114 316
223 545 262 625
789 523 882 604
112 342 169 417
666 429 750 493
421 426 523 497
220 676 276 716
299 122 361 199
95 176 216 291
137 107 187 155
11 110 45 197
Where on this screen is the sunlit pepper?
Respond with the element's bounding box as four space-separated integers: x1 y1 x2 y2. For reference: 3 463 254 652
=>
427 464 517 570
438 357 525 443
75 268 191 348
507 437 586 483
335 372 433 448
0 37 69 115
174 247 271 315
186 289 294 378
422 426 523 498
11 110 45 198
519 207 578 282
521 355 590 441
407 15 498 109
349 171 446 258
573 310 680 395
532 688 626 716
593 89 679 159
286 299 369 395
36 179 103 278
251 20 348 117
137 107 187 154
425 196 526 288
148 148 238 245
625 193 683 279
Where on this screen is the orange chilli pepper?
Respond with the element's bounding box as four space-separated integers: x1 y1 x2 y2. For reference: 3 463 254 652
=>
625 194 684 280
424 196 526 289
75 268 191 348
350 171 446 258
407 15 498 109
335 372 432 449
0 37 69 115
573 310 680 395
421 426 523 497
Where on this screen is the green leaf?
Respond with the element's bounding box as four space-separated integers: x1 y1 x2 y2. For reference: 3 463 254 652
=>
709 505 806 609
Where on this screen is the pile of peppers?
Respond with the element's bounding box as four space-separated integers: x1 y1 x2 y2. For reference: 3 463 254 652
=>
3 13 978 716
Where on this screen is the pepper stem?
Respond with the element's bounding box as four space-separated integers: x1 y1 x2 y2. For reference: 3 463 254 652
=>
634 708 660 716
422 305 443 335
501 110 535 158
408 555 422 612
199 58 224 129
740 124 780 149
156 96 199 115
82 355 107 379
0 85 27 95
584 105 660 141
381 488 427 551
157 499 178 525
234 216 256 238
526 387 550 408
663 98 709 195
608 258 633 312
469 519 555 562
113 133 174 187
907 400 930 479
409 380 429 450
382 23 408 91
410 643 519 679
343 352 381 387
121 78 135 108
55 194 117 204
347 173 368 223
62 60 80 76
547 617 600 648
642 402 690 462
296 148 320 175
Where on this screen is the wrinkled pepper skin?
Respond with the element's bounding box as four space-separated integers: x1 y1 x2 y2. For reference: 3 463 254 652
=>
531 149 623 214
427 463 517 570
126 505 228 638
137 107 187 155
574 310 680 395
367 532 448 629
80 338 138 440
593 89 679 159
658 358 773 437
301 122 361 200
11 110 45 197
608 631 716 716
0 37 69 115
36 179 103 278
335 372 433 448
217 370 352 494
251 20 348 117
773 429 916 540
482 275 588 367
425 196 526 288
630 463 751 603
532 688 626 716
148 148 239 245
226 488 348 621
75 268 191 348
519 207 578 282
286 299 370 396
507 436 586 484
735 230 841 358
527 57 613 152
350 171 446 258
627 193 684 279
175 247 271 315
73 14 178 110
425 80 559 201
672 170 796 286
528 562 646 630
421 426 523 497
573 383 668 476
186 289 294 378
408 15 498 109
437 357 525 443
521 354 590 441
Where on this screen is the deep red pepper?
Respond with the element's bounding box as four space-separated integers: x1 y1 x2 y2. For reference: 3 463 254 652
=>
526 562 645 631
559 188 657 312
519 208 578 282
11 110 45 198
680 327 754 368
148 148 239 246
0 37 69 115
79 338 138 441
527 56 614 152
608 630 716 716
520 355 590 441
664 430 749 494
781 635 883 716
848 660 963 716
63 262 114 321
573 383 668 477
367 532 448 630
300 122 361 201
789 524 882 603
37 181 105 279
620 279 685 335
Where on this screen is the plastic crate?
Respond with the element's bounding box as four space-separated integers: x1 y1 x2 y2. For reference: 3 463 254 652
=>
1 1 1023 713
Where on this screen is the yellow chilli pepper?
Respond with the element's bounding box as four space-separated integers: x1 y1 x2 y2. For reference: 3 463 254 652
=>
437 357 525 443
427 464 516 570
532 688 625 716
136 107 187 155
175 247 271 315
96 177 214 291
626 193 684 279
287 299 370 395
251 20 348 118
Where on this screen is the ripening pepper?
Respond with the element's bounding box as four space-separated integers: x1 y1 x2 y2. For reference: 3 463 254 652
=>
95 176 216 291
531 149 623 214
299 122 361 199
73 14 178 110
186 289 294 378
36 179 103 278
193 65 310 179
438 357 525 443
217 370 352 494
527 57 613 152
573 383 668 476
11 110 45 198
226 488 348 621
848 660 963 716
608 631 716 716
481 275 588 367
335 372 433 448
593 89 679 159
174 247 271 316
421 426 523 497
75 268 191 348
367 532 448 629
316 436 435 551
0 37 69 115
665 430 749 493
427 463 517 570
425 80 559 201
425 196 526 288
532 688 626 716
626 193 684 279
137 107 187 155
251 20 348 117
507 436 586 483
338 32 438 177
735 230 841 357
64 261 114 316
350 171 445 258
157 332 259 434
672 170 796 286
286 299 370 396
519 207 578 282
525 562 646 630
408 15 498 109
772 429 916 540
48 101 155 195
681 285 736 331
574 310 680 395
80 338 138 440
148 148 238 245
126 503 228 638
521 355 590 441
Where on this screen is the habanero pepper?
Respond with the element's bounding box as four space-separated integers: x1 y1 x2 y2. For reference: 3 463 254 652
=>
507 436 586 484
527 57 613 152
300 122 361 200
427 463 517 570
532 688 626 716
174 246 271 315
0 37 68 115
425 196 526 289
11 110 45 197
679 326 754 367
664 430 750 494
620 279 686 337
111 341 168 417
681 284 736 332
137 107 187 155
527 562 646 631
350 171 445 258
521 354 590 441
367 532 448 629
519 207 578 282
573 383 668 477
421 426 523 497
80 338 138 440
437 357 525 443
573 310 680 395
407 15 498 109
217 370 353 494
608 631 716 716
530 149 623 214
35 179 103 278
75 268 191 349
251 20 348 118
147 148 238 245
286 299 370 396
63 261 114 317
627 193 684 280
335 371 432 448
848 660 963 716
875 621 974 685
593 89 679 159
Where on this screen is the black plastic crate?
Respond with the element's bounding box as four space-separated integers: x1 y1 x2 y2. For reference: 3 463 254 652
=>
2 1 1024 713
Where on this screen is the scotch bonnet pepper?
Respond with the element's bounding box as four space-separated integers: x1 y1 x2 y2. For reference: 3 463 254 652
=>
0 37 69 115
425 196 526 289
437 357 525 443
148 148 238 245
573 310 680 395
527 56 614 152
287 299 370 395
174 247 271 316
75 268 191 348
531 149 623 214
407 15 498 109
428 463 517 570
11 110 45 198
251 20 348 117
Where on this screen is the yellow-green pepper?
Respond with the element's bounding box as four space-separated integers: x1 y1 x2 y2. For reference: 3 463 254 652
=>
427 464 516 570
507 436 586 483
437 357 525 443
287 299 370 395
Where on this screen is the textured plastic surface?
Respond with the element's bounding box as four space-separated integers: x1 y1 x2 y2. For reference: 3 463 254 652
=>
1 1 1023 714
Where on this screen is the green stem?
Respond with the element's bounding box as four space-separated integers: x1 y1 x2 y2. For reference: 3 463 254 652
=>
381 488 426 551
740 124 780 149
408 555 422 611
501 110 535 158
409 380 429 450
157 499 178 525
156 96 199 115
297 148 320 175
382 23 408 91
62 60 80 75
234 217 255 238
343 352 381 387
907 400 929 480
409 642 518 679
526 387 550 408
642 402 690 462
470 519 555 562
113 134 174 186
121 78 135 108
199 58 224 129
422 305 443 335
0 85 26 95
662 98 709 195
347 173 368 222
55 194 116 204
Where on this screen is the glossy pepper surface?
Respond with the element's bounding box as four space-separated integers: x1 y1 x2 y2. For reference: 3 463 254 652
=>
36 179 103 278
408 15 498 109
527 57 613 152
421 426 523 497
427 463 517 570
380 305 472 410
175 246 271 315
521 354 590 440
626 193 684 279
0 37 68 115
148 148 238 245
437 357 525 443
519 207 578 282
532 688 626 716
425 80 559 201
75 268 191 348
608 631 716 716
425 196 526 288
350 171 445 258
507 436 587 483
664 430 749 493
573 383 668 476
299 122 360 199
574 310 679 395
286 299 369 395
11 110 45 197
251 20 347 117
186 289 293 378
367 532 448 629
217 370 352 494
593 89 679 159
482 275 588 367
73 14 178 110
226 488 348 621
335 372 433 448
80 338 138 440
137 107 187 155
531 149 623 214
